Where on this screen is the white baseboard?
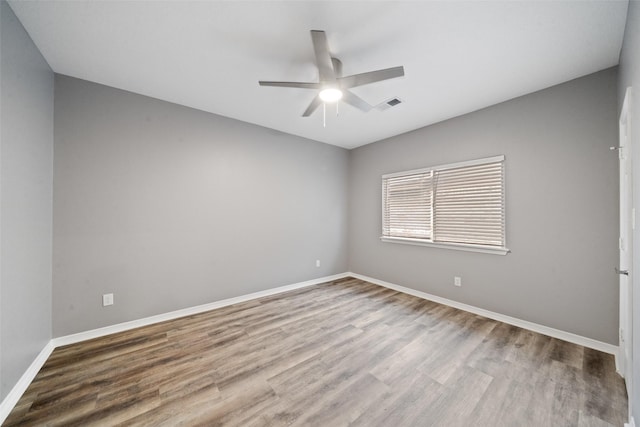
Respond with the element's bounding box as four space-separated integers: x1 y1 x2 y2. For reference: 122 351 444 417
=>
625 416 636 427
53 272 349 347
615 347 624 378
52 271 618 354
0 272 348 424
0 341 55 424
348 272 618 355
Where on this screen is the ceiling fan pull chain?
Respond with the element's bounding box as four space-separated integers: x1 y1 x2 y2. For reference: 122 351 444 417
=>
323 102 326 128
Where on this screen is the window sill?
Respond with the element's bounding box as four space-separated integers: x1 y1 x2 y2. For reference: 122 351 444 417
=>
380 236 510 255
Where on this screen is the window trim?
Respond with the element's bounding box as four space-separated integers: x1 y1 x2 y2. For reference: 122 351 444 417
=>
381 155 509 256
380 236 510 255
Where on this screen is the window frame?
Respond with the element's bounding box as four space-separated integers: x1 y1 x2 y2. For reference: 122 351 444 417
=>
381 155 509 255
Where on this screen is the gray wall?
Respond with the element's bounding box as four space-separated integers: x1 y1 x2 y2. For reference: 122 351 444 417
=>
349 68 619 344
619 0 640 421
53 75 349 336
0 0 53 400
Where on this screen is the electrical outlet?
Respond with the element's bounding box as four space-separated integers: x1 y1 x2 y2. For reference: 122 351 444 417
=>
102 293 114 306
454 277 462 287
316 259 321 268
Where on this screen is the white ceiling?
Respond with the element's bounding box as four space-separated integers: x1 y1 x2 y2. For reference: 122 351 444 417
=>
8 1 629 149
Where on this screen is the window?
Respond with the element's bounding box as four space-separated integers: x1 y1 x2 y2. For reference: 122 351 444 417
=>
382 155 508 255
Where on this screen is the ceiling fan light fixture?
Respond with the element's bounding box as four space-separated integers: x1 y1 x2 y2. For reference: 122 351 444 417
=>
319 88 343 103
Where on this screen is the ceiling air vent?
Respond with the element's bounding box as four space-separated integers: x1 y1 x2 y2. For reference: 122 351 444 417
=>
376 97 403 111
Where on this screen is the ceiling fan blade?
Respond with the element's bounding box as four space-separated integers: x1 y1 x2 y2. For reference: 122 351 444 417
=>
259 81 320 89
341 90 372 112
310 30 336 82
339 66 405 89
302 95 322 117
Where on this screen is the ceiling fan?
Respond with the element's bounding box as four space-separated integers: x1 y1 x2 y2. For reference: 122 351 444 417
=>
259 30 405 117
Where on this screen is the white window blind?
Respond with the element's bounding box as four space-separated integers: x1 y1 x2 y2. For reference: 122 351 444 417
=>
382 171 432 239
382 156 506 254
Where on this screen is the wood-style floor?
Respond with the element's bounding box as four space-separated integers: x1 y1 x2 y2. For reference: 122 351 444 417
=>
4 277 627 426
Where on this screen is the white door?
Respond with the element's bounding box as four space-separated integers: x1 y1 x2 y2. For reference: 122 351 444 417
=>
619 87 633 402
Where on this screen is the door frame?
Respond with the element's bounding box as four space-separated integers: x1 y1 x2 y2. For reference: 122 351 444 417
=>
619 86 633 417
